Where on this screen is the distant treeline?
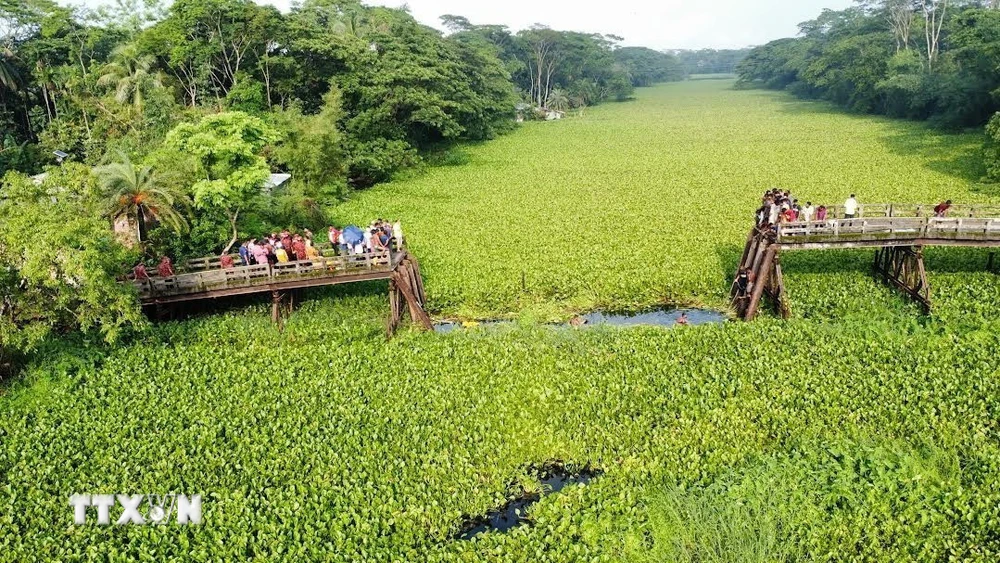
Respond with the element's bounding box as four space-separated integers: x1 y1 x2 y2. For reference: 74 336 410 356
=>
0 0 685 184
671 49 751 75
735 1 1000 130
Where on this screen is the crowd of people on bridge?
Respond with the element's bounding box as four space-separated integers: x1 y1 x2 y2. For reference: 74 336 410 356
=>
754 188 840 228
756 189 956 230
235 219 403 268
131 219 404 280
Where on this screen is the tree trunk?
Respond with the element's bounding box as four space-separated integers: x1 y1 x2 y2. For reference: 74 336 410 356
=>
223 208 240 254
137 205 148 242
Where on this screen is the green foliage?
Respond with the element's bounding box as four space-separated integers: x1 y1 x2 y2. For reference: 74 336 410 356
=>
270 86 346 199
0 164 145 362
165 111 278 251
636 439 980 563
93 150 190 242
165 111 276 210
2 299 1000 560
736 5 1000 131
614 47 685 87
983 111 1000 182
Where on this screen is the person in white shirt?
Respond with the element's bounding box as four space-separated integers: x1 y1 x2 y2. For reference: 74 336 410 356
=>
844 194 859 219
362 229 372 252
802 201 815 222
392 220 403 250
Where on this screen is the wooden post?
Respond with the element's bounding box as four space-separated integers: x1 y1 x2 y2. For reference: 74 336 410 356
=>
744 246 777 321
271 290 283 328
772 255 790 319
386 256 433 334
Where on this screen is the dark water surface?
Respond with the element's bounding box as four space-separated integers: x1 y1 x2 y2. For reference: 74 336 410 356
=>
578 308 728 327
458 467 603 540
434 307 728 334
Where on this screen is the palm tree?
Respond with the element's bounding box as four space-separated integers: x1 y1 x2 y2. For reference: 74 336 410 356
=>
0 54 19 92
94 152 189 243
96 43 163 113
545 89 570 112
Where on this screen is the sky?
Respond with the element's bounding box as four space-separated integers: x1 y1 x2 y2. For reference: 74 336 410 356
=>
307 0 855 50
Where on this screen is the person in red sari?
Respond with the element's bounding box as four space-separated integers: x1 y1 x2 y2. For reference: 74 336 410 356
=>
157 256 175 277
132 262 149 280
220 254 235 269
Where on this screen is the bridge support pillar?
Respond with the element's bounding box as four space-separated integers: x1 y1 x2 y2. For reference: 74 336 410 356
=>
873 246 931 312
271 290 284 329
733 228 789 321
387 253 433 337
740 245 789 321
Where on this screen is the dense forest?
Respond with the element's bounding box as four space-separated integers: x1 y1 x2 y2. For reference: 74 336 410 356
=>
736 1 1000 131
672 48 750 75
0 0 685 370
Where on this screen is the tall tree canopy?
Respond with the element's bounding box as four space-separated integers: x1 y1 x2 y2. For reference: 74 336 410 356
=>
736 1 1000 129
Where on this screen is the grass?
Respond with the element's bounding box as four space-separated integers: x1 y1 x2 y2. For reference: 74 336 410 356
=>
3 80 1000 562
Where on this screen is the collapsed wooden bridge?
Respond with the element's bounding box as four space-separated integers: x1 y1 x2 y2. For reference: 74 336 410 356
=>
731 203 1000 320
130 249 433 335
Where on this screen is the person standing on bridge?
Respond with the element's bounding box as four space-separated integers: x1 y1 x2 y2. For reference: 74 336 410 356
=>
844 194 859 219
220 254 235 269
251 238 267 266
802 202 815 222
292 235 307 261
132 262 149 280
781 205 796 224
239 241 251 266
934 200 952 217
768 199 781 226
392 220 404 250
816 205 828 221
157 256 175 278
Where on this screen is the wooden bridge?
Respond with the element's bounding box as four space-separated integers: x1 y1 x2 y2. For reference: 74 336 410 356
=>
732 203 1000 320
130 249 432 335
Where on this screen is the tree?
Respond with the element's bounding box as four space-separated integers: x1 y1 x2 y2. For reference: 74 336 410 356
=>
921 0 948 68
885 0 917 53
545 88 569 111
271 85 345 198
614 47 684 86
96 42 163 112
164 111 278 253
141 0 280 105
93 150 189 243
520 26 562 108
0 164 146 372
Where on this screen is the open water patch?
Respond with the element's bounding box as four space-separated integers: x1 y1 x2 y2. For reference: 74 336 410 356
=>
457 462 603 540
575 307 728 328
433 320 512 333
434 307 727 334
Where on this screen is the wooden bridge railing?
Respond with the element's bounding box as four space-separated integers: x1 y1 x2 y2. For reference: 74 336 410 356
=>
184 241 354 271
777 217 1000 242
135 250 395 300
813 203 1000 220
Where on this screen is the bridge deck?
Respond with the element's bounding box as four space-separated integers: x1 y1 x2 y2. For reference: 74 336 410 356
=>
134 250 403 305
734 203 1000 321
775 217 1000 250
